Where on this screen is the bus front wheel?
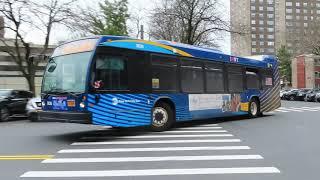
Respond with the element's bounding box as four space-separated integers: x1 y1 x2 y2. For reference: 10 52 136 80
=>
151 103 174 131
249 98 261 118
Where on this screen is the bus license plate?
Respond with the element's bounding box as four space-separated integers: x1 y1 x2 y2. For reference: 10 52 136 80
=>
67 100 75 107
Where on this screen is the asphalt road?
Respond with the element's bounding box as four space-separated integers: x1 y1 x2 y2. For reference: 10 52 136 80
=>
0 100 320 180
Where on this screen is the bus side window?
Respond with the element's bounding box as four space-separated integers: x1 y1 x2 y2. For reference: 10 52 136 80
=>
227 65 244 93
262 69 273 89
246 69 260 90
94 54 128 91
180 59 204 93
151 55 178 92
205 62 225 93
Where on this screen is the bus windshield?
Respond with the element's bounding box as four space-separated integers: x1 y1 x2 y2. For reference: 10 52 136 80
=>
42 52 92 93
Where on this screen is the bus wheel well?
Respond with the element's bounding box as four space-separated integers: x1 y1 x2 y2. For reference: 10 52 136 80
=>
250 96 260 105
154 98 176 120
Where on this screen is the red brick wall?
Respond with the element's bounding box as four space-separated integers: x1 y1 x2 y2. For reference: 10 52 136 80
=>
297 56 306 88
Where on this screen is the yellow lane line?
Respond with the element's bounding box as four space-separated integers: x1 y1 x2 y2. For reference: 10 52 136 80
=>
0 155 54 160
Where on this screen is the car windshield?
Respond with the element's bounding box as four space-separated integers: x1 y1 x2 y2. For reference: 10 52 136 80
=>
42 52 92 93
0 90 11 97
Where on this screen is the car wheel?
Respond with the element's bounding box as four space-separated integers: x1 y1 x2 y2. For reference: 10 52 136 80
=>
0 107 10 122
289 96 295 101
151 102 174 131
249 99 260 118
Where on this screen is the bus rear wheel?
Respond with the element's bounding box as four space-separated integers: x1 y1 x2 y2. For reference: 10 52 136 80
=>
249 99 260 118
151 102 174 131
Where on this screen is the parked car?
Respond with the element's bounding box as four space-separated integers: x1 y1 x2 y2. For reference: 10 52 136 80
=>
0 89 33 122
282 89 299 101
280 89 290 99
26 97 42 122
296 89 312 101
305 89 320 102
316 93 320 102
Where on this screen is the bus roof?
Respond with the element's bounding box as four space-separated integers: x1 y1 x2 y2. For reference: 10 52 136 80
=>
61 35 277 69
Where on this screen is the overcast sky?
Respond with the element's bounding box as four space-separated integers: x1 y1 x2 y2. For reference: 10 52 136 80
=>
5 0 231 53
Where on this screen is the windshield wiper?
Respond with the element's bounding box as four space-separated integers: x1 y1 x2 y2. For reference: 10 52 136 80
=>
42 88 83 98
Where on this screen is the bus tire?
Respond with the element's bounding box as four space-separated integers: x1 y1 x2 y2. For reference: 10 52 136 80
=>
151 102 174 131
249 98 260 118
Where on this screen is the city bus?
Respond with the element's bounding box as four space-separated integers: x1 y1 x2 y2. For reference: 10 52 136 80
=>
39 35 280 131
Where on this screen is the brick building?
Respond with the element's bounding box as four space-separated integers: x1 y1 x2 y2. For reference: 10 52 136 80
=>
292 54 320 89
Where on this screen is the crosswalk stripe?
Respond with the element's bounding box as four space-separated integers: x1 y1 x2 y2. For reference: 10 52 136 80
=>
277 107 303 112
155 130 228 133
197 124 219 127
81 134 234 140
20 167 280 177
290 107 319 112
72 139 241 145
42 155 264 163
175 127 223 130
58 146 251 153
275 109 289 112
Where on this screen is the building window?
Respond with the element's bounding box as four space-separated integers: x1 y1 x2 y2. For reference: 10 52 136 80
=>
267 41 274 46
251 20 256 24
268 34 274 39
286 2 292 6
286 9 292 13
267 21 274 25
252 41 257 46
296 2 300 7
296 9 300 13
260 41 264 46
267 7 274 11
251 6 256 10
267 14 274 18
286 15 293 20
252 48 257 53
259 6 264 11
259 34 264 39
252 34 256 39
267 28 274 32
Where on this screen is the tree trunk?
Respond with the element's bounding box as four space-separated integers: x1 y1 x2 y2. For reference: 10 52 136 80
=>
26 75 36 95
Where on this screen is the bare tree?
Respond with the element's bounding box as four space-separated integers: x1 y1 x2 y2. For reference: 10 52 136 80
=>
0 0 78 93
149 0 235 47
297 20 320 56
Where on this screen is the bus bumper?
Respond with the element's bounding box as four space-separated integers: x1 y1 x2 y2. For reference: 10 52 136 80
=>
38 111 92 124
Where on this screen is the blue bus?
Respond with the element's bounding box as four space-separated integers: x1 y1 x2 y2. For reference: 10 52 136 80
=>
40 35 280 131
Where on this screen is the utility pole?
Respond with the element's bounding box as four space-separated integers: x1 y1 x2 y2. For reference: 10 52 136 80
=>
140 25 144 40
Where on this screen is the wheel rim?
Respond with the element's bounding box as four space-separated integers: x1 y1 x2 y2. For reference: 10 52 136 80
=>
250 102 258 116
1 108 9 121
152 107 168 127
290 96 294 101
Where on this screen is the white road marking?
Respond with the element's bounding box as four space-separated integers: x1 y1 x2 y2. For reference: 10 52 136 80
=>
21 167 280 177
275 109 289 112
156 130 228 133
277 107 303 112
175 127 223 130
58 146 251 153
42 155 263 163
81 134 234 140
290 108 319 112
197 124 219 127
72 139 241 145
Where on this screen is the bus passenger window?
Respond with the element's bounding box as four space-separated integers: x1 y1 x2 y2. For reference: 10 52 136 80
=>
151 55 178 92
94 55 128 90
227 66 244 93
180 59 204 93
205 62 225 93
246 70 260 89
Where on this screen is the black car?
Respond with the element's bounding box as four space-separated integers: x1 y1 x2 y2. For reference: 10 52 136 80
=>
0 89 34 122
295 89 312 101
305 89 320 102
282 89 300 101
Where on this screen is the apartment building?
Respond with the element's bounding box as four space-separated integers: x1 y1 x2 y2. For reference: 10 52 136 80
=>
231 0 320 56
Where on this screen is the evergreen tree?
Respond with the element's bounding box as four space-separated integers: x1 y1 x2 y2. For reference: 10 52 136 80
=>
277 45 292 84
90 0 129 35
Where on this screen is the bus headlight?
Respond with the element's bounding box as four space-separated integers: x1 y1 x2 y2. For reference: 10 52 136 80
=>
79 102 85 108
